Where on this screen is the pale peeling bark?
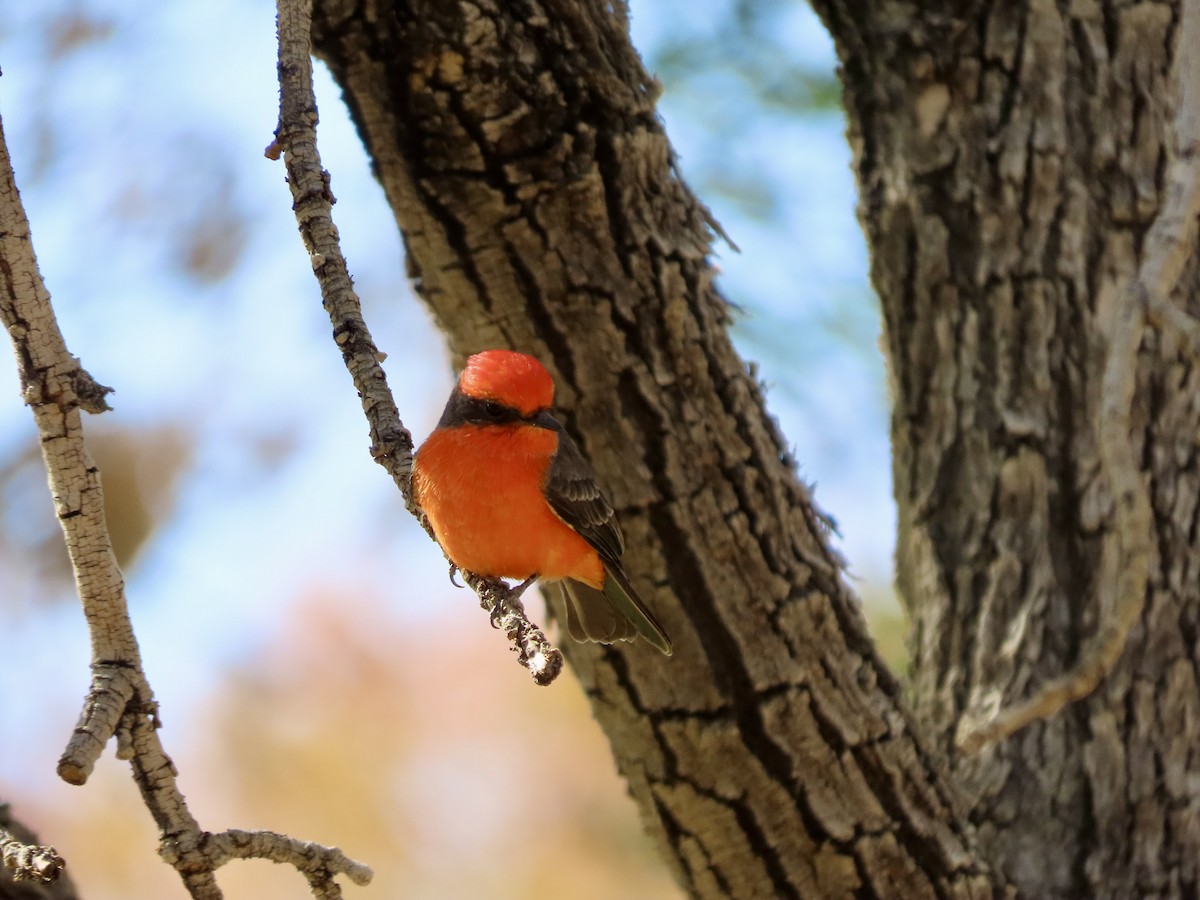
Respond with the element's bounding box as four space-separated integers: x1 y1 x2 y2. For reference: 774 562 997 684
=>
311 1 997 896
811 0 1200 896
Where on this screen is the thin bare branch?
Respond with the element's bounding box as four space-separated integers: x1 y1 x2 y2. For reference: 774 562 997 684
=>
0 121 133 785
205 829 373 899
0 825 65 886
270 0 565 683
0 804 80 899
0 109 372 898
269 0 413 502
0 107 226 899
56 664 137 784
958 0 1200 753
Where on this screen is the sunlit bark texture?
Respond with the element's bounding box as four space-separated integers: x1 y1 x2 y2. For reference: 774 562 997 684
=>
311 0 999 896
811 0 1200 897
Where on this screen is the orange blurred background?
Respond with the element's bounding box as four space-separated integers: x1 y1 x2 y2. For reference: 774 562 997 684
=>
8 589 679 899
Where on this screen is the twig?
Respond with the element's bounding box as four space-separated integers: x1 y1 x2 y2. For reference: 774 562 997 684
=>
0 105 212 899
0 115 132 788
265 7 413 504
205 830 373 894
957 0 1200 753
159 830 372 900
56 664 138 784
269 0 565 683
0 111 372 897
0 824 66 885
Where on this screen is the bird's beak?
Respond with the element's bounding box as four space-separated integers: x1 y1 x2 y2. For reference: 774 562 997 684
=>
530 410 559 431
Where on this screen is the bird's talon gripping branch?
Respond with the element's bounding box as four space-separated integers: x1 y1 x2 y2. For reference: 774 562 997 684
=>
510 574 538 598
448 563 463 588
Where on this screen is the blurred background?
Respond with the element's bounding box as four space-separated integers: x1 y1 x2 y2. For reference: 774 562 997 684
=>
0 1 899 897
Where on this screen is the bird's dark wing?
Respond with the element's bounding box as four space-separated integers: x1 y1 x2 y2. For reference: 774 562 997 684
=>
543 423 625 566
543 419 673 656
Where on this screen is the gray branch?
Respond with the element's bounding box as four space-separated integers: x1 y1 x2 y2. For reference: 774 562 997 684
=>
271 0 565 684
0 107 371 899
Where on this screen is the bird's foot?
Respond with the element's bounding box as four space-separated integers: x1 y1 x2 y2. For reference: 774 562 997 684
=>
510 574 538 598
448 562 463 588
488 574 538 628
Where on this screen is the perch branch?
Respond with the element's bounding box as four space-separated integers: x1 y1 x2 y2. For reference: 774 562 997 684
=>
269 0 563 683
0 112 371 897
462 571 565 685
958 0 1200 753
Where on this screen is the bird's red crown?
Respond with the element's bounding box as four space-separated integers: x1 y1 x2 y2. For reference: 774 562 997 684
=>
458 350 555 416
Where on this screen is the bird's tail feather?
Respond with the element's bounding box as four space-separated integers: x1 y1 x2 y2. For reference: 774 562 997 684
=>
555 570 672 656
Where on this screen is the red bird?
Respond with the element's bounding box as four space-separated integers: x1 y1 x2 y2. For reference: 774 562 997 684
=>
412 350 672 655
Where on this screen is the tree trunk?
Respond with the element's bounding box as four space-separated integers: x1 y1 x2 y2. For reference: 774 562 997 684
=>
811 0 1200 897
310 0 998 896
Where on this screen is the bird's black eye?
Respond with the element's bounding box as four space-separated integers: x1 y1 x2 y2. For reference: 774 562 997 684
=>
458 395 518 425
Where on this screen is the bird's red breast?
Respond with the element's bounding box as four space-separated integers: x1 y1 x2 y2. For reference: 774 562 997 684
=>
413 420 606 587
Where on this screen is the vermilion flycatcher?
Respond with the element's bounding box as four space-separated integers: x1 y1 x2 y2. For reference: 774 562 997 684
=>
413 350 672 655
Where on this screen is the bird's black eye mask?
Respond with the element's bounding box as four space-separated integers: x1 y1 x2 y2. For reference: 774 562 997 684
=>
437 387 560 431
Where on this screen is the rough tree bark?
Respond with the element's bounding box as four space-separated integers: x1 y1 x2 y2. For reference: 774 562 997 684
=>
308 0 1197 898
810 1 1200 897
